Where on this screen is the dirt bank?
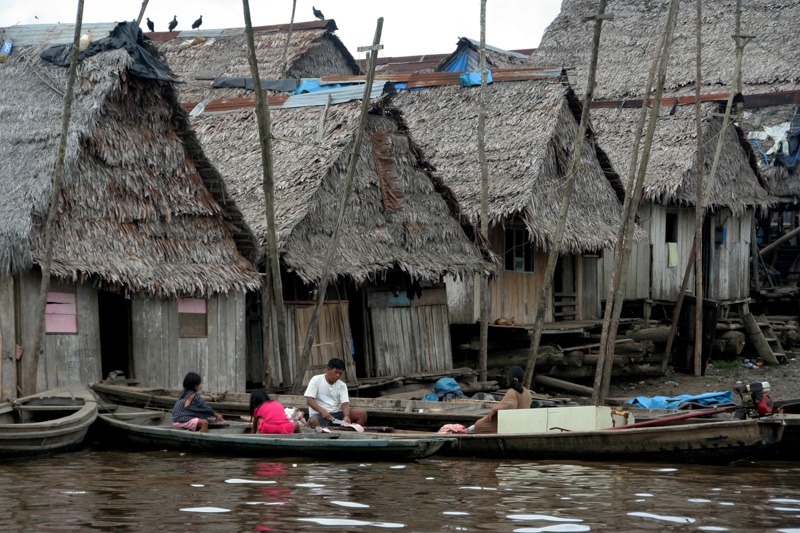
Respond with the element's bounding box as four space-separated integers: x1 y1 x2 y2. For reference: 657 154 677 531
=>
606 356 800 403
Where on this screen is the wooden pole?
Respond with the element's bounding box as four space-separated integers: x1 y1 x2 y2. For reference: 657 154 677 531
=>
25 0 85 395
759 226 800 256
291 19 384 394
242 0 291 389
477 0 490 383
260 274 273 390
523 0 610 388
135 0 149 26
664 19 753 368
593 0 682 405
692 0 705 376
279 0 297 78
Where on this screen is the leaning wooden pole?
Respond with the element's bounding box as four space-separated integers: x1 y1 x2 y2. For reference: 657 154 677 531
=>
692 0 705 376
279 0 297 78
477 0 490 383
593 0 682 404
135 0 149 25
523 0 609 388
25 0 85 395
291 18 384 394
242 0 291 389
663 0 751 374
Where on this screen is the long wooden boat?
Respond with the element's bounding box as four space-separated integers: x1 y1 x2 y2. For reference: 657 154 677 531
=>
91 382 492 431
96 404 451 461
0 384 98 458
436 417 784 465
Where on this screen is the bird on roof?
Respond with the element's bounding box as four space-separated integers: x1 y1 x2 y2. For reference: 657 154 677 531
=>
168 16 178 32
192 15 203 30
312 6 324 20
146 17 154 32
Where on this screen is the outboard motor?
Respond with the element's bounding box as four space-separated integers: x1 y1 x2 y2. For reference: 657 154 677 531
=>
734 381 774 416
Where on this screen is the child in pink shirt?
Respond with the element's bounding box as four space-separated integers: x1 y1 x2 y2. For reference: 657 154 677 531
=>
250 389 300 434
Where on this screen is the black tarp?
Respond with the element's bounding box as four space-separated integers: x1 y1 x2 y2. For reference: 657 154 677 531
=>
40 21 173 82
213 77 300 93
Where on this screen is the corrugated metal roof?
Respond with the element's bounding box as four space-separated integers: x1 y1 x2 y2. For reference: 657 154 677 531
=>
0 22 118 47
321 67 565 88
463 38 529 59
182 81 392 114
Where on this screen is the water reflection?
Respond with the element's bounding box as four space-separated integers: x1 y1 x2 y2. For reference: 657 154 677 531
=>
1 450 800 531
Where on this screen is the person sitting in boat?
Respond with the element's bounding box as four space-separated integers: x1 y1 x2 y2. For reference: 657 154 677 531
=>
250 388 301 434
172 372 224 433
304 358 367 428
471 366 532 434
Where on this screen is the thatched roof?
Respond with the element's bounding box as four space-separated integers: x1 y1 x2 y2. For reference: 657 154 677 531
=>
191 99 490 284
436 38 531 72
391 80 625 253
590 103 771 213
152 20 360 102
530 0 800 99
0 41 261 296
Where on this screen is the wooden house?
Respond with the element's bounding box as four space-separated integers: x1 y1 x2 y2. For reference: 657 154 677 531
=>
530 0 773 307
150 19 360 102
190 96 490 387
391 79 626 325
0 23 261 398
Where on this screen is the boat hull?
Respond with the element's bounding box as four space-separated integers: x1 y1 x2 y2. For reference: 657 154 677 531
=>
0 385 98 458
97 406 450 461
443 419 783 464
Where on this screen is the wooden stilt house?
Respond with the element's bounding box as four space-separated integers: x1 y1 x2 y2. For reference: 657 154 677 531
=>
0 23 261 398
391 79 626 325
190 96 490 387
530 0 773 309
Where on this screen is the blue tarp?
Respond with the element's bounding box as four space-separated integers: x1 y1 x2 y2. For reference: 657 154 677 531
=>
626 391 734 410
421 377 466 402
442 50 470 72
459 70 492 87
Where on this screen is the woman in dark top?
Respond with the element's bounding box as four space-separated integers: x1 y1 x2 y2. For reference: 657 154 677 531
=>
172 372 224 433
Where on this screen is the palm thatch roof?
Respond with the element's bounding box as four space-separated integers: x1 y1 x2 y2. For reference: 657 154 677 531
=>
530 0 800 99
152 20 360 102
436 37 531 72
590 103 770 213
191 99 490 284
0 40 261 296
390 80 625 253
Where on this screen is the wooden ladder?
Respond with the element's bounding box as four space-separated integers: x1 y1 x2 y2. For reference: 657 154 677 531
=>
740 305 786 365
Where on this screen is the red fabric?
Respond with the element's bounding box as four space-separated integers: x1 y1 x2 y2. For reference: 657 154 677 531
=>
255 401 294 434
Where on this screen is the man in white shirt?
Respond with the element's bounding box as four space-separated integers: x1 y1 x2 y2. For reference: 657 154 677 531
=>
304 358 367 428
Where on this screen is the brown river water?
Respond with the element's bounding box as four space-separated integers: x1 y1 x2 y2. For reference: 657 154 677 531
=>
1 447 800 532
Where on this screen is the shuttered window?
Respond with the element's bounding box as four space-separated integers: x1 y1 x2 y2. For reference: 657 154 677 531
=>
45 291 78 334
504 227 535 273
178 298 207 337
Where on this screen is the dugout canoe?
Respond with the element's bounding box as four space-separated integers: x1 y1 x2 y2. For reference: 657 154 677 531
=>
91 382 492 431
440 417 784 464
0 384 98 458
96 404 451 461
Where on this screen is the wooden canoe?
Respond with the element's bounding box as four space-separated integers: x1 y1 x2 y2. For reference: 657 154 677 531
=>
438 418 784 464
91 382 492 431
96 404 452 461
0 384 98 458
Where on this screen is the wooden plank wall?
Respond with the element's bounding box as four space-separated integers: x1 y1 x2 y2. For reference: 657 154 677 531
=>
443 272 478 325
599 202 652 301
708 209 752 301
368 288 453 377
131 293 247 391
17 273 102 393
649 205 694 301
0 276 17 400
580 256 600 319
265 301 354 389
